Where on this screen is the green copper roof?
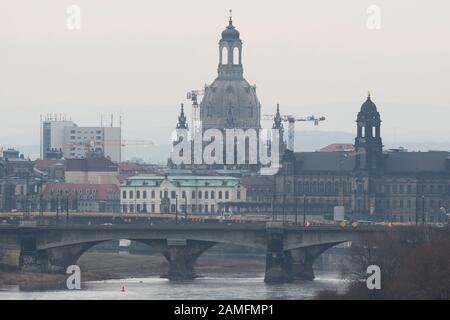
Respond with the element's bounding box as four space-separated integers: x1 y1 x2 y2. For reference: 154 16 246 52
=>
121 175 241 188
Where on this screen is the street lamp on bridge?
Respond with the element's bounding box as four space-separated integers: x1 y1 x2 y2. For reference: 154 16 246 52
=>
175 194 179 224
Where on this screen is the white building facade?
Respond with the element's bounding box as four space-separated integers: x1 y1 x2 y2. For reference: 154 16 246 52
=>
120 175 246 215
63 126 121 162
40 116 121 162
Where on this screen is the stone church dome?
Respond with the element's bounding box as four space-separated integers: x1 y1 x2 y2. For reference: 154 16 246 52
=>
200 16 261 130
357 93 381 122
221 20 240 41
200 78 261 129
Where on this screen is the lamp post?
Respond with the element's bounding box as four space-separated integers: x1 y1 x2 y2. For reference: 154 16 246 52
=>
303 194 306 226
295 196 298 225
38 194 43 223
415 196 419 226
56 194 59 224
175 194 178 224
422 195 425 226
272 194 277 221
65 196 70 224
184 195 188 223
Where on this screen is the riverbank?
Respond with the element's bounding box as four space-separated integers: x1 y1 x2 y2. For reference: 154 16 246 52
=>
0 251 266 290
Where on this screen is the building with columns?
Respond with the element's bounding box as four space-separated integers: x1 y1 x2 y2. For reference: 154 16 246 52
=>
275 94 450 223
120 175 246 215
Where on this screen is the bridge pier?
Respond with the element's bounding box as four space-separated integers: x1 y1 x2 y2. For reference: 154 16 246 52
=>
19 229 44 272
290 244 337 280
264 222 293 283
157 239 215 281
19 228 98 272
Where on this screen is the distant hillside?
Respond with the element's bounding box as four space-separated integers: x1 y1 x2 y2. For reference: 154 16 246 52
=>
7 130 449 163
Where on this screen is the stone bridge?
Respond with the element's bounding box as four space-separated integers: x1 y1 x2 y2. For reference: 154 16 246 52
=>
0 222 388 282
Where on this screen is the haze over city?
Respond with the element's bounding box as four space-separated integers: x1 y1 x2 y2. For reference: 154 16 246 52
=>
2 0 450 306
2 0 450 161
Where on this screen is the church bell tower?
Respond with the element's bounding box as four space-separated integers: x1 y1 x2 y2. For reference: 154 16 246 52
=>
354 93 383 171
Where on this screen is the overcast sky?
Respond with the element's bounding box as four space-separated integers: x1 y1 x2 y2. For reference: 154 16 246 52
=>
1 0 450 154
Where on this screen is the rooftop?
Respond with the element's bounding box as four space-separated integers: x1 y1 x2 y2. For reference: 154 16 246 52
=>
122 175 241 188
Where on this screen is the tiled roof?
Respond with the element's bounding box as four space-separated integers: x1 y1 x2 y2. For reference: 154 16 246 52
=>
240 176 274 188
319 144 354 152
385 151 450 173
34 159 65 171
66 157 118 172
294 152 355 172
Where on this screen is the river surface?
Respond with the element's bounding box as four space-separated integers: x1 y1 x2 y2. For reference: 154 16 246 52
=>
0 271 348 300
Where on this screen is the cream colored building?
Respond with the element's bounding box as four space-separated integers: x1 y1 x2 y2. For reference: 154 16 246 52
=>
120 175 246 215
65 157 119 185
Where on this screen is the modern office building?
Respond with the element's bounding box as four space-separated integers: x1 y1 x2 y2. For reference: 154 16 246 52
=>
40 114 121 162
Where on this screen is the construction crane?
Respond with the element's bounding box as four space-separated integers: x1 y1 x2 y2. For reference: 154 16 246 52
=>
63 139 154 156
119 140 155 147
187 89 205 133
262 112 326 151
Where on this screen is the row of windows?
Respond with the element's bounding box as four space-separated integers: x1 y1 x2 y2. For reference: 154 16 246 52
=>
70 136 102 140
122 189 235 200
70 130 102 135
293 181 450 195
295 181 350 194
49 189 99 195
123 203 218 214
378 199 449 210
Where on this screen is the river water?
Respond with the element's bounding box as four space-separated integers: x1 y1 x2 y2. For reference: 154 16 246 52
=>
0 271 348 300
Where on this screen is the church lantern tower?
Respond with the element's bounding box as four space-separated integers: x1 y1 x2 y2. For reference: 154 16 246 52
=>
200 12 261 131
354 93 383 171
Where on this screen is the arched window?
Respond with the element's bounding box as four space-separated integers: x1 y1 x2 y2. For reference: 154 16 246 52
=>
222 47 228 64
218 191 223 199
192 190 196 199
171 191 176 199
233 47 239 64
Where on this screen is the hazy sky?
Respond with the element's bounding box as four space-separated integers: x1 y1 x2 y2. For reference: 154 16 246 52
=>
1 0 450 153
